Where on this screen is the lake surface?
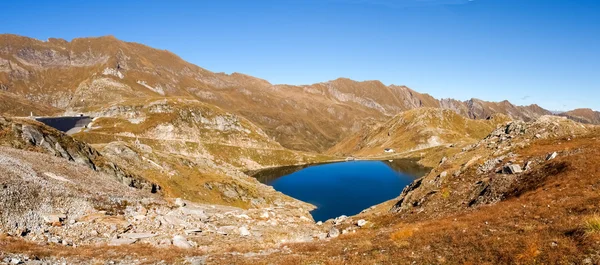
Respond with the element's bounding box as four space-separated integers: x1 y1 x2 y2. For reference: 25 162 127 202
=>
251 160 430 222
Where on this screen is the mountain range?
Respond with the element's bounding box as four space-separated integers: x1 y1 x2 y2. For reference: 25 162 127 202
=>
1 34 589 154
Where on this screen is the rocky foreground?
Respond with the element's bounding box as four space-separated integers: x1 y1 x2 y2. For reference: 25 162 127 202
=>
0 143 369 264
1 109 599 265
0 116 372 264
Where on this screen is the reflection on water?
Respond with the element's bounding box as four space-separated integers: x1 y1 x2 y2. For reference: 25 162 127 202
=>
249 159 431 222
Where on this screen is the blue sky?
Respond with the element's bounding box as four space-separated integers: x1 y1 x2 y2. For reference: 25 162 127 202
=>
2 0 599 111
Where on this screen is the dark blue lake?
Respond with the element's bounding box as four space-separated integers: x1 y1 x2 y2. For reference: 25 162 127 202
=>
251 160 430 222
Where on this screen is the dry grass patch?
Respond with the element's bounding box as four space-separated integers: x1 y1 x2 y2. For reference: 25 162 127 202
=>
584 215 600 234
0 235 202 264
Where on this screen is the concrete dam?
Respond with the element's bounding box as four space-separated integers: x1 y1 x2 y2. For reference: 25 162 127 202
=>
34 116 93 135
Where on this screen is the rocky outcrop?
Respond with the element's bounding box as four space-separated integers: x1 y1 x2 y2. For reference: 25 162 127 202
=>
441 98 552 121
0 146 322 252
392 115 593 214
0 116 156 191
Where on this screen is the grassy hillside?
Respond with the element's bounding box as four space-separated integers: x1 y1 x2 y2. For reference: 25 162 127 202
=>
328 108 511 157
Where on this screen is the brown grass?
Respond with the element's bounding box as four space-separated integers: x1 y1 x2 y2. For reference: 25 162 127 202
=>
584 215 600 234
0 234 202 264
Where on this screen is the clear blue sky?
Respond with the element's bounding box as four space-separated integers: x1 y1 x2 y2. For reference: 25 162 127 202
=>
2 0 599 111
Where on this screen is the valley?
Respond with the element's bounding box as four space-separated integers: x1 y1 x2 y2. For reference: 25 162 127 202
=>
0 34 599 264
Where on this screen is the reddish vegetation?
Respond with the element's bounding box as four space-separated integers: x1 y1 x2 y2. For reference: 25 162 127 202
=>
219 135 600 264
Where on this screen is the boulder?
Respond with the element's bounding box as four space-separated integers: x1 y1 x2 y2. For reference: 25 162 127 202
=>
172 235 192 249
328 227 340 238
239 226 251 237
180 207 208 221
357 219 368 227
174 198 186 207
43 214 66 225
503 164 523 174
333 215 347 225
547 152 558 161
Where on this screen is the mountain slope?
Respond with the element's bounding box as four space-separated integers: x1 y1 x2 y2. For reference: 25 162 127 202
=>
559 108 600 124
0 91 60 116
0 34 558 152
328 108 511 156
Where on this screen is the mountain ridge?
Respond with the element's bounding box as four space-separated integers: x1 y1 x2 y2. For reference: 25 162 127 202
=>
0 34 591 153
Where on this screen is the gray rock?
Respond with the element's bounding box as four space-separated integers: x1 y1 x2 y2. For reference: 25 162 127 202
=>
357 219 368 227
333 215 347 225
440 171 448 178
161 215 188 227
524 161 533 171
239 226 251 237
315 233 328 240
547 152 558 161
172 235 192 249
174 198 186 207
503 164 523 174
119 233 157 239
108 238 137 246
328 227 340 238
217 226 237 235
43 214 66 224
180 207 208 221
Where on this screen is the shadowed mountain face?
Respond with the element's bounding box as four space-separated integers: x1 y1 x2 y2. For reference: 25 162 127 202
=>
0 34 561 152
